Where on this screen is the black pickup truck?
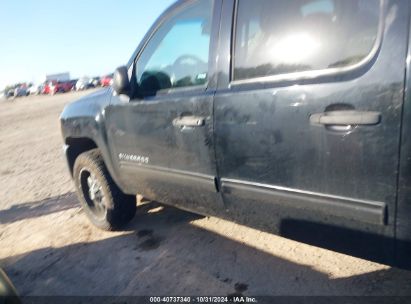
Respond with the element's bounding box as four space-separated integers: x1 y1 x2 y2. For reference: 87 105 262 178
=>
61 0 411 268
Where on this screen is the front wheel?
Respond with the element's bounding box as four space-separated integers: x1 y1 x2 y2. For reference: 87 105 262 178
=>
73 149 136 230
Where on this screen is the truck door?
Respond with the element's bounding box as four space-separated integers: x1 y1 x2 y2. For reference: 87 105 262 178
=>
214 0 409 242
105 0 224 215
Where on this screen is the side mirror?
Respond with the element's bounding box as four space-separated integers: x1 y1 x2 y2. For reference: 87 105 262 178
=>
113 66 130 96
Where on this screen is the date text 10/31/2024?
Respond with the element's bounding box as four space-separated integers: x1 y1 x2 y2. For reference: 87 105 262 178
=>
149 296 258 303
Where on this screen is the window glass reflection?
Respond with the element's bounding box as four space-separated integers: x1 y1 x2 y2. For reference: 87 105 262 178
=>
234 0 381 81
137 0 212 96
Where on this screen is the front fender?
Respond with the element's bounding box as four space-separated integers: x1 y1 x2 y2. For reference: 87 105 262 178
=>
60 89 122 189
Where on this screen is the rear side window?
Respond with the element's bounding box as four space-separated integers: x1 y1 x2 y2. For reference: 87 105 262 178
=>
233 0 381 81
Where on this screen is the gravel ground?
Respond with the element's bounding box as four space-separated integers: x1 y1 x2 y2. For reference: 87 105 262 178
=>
1 91 411 297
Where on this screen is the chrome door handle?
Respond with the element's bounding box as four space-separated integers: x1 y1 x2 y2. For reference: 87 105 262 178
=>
173 116 205 128
310 111 381 126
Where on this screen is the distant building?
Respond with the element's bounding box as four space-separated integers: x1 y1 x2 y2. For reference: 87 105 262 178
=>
44 72 70 82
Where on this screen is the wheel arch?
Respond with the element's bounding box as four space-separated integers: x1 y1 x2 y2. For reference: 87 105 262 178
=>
65 137 98 176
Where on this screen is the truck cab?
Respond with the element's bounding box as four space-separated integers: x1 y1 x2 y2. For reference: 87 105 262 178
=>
60 0 411 268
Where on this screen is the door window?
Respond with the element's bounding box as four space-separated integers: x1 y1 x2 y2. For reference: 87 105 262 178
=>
233 0 381 81
136 0 213 96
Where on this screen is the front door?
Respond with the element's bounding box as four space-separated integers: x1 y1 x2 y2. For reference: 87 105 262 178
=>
105 0 223 214
214 0 408 242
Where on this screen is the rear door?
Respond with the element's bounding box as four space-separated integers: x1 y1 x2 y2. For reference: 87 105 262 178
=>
105 0 224 214
214 0 409 239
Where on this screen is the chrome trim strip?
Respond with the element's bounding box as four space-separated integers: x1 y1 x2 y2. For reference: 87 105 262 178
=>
229 0 386 87
221 178 385 209
221 178 387 225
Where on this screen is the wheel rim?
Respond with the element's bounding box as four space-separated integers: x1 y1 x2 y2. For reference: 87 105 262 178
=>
79 169 106 219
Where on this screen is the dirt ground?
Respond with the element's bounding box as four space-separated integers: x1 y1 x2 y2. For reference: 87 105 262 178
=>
1 91 411 297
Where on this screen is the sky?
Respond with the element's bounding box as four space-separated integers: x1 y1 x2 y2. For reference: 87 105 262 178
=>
0 0 175 90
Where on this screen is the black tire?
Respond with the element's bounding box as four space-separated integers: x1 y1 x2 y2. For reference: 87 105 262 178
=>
73 149 136 230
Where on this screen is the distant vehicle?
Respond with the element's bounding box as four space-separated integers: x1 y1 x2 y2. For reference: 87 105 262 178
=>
69 79 78 90
63 81 75 92
62 79 78 91
49 81 74 95
5 89 14 98
42 83 50 95
28 83 43 95
90 77 101 87
14 86 29 97
76 77 92 91
100 74 113 87
48 82 59 95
